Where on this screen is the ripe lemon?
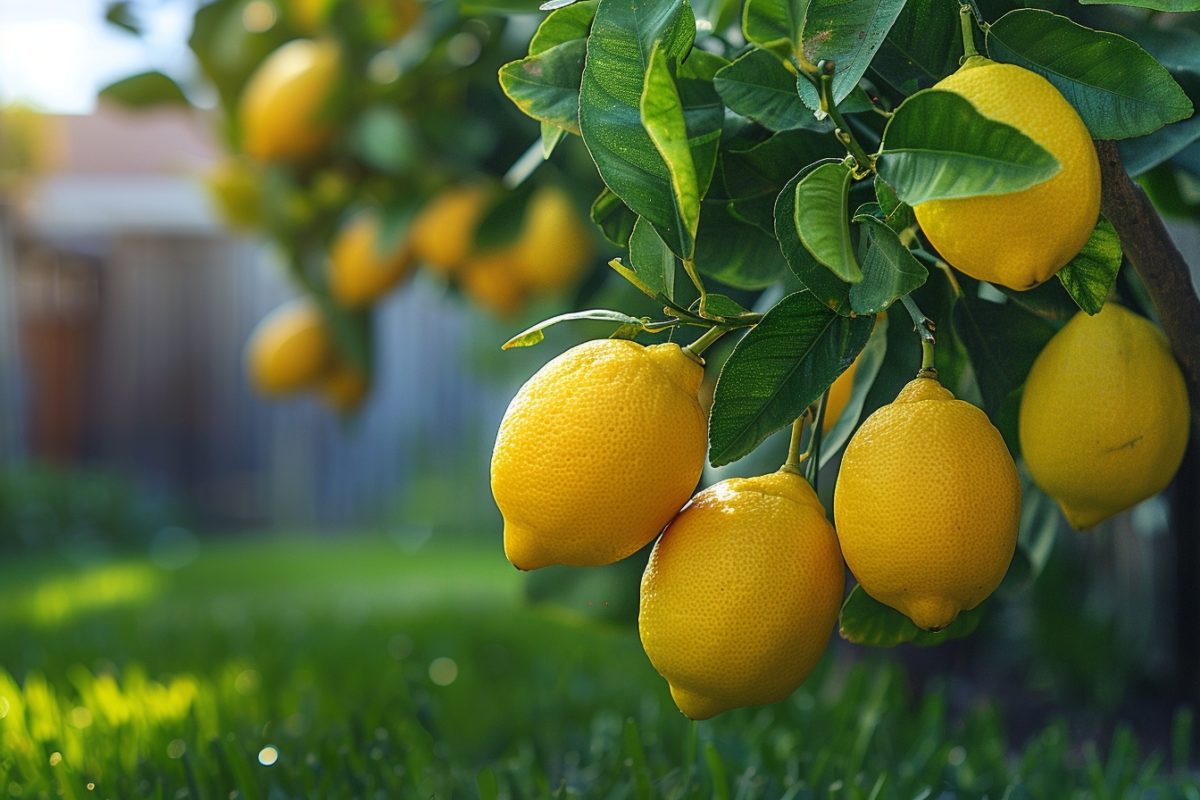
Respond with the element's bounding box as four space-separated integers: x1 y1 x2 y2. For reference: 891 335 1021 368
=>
286 0 335 32
319 361 369 413
246 299 335 395
1020 303 1189 529
329 211 413 308
512 186 595 295
492 340 708 570
409 184 491 276
639 469 845 720
460 250 527 318
833 374 1021 630
202 157 262 231
823 357 858 433
240 39 341 163
913 58 1100 291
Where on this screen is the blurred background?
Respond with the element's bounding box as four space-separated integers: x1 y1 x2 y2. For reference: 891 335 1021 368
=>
1 0 1200 796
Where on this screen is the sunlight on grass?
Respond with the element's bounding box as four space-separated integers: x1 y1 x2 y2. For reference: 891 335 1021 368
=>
24 563 160 626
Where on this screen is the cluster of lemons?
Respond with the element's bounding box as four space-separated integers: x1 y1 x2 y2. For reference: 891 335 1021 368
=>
490 58 1191 720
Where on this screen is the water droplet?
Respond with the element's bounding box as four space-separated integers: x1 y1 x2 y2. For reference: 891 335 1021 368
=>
242 0 277 32
258 746 279 767
428 657 458 686
85 784 95 792
48 752 62 767
167 739 187 759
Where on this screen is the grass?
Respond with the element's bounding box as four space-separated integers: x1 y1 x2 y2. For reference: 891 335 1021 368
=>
0 533 1195 799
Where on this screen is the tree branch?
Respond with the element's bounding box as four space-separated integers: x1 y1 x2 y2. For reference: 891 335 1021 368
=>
1096 140 1200 414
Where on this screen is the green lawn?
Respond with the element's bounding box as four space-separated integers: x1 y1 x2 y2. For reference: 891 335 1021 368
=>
0 533 1194 798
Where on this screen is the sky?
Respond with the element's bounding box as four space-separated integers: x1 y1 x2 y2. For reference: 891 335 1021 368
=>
0 0 195 113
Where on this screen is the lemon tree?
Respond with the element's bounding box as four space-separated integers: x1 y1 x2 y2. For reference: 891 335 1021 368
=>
489 0 1200 716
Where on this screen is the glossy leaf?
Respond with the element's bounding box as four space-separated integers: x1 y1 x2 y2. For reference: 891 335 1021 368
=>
774 161 851 311
591 187 637 247
529 0 596 53
794 161 861 283
849 217 928 314
952 294 1058 419
871 0 961 95
713 48 818 132
1056 219 1122 315
693 201 789 290
838 585 984 647
641 43 702 258
611 218 677 300
1078 0 1200 16
874 175 916 232
708 291 874 466
791 0 908 110
502 310 647 350
742 0 807 60
987 10 1194 140
722 130 841 233
878 90 1060 205
499 39 586 135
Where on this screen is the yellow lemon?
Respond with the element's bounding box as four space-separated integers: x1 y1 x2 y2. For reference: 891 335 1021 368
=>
286 0 335 31
492 340 708 570
639 469 845 720
1020 302 1189 529
329 211 414 308
512 186 595 295
246 299 335 395
460 250 527 318
409 184 492 276
913 58 1100 290
823 357 858 433
240 39 341 163
834 374 1021 630
319 361 370 413
202 157 263 231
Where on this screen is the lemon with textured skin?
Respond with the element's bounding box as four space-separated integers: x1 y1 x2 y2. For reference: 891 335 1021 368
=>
512 186 595 295
1020 303 1189 529
492 340 708 570
834 374 1020 630
410 185 491 276
639 469 844 720
240 39 341 163
246 299 334 395
823 358 858 433
461 250 526 318
914 58 1100 291
329 212 413 308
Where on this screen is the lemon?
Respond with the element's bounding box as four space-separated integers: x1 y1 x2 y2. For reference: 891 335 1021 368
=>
329 211 413 308
460 250 527 318
410 184 491 276
1020 303 1189 529
246 299 335 395
240 39 341 163
319 361 369 413
202 157 262 231
914 58 1100 291
492 340 708 570
823 357 858 433
512 186 595 295
286 0 335 32
833 374 1021 630
639 469 845 720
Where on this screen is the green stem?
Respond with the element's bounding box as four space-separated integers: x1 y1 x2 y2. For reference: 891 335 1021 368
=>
804 392 828 489
781 412 810 475
682 325 727 360
899 294 938 374
958 4 980 61
817 62 875 174
681 257 709 317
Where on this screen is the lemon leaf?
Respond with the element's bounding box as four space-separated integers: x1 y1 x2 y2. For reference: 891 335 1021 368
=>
838 585 984 647
871 0 961 96
590 188 636 248
499 39 586 136
774 160 852 311
501 310 648 350
849 217 928 315
1056 218 1123 315
712 48 820 132
793 160 863 283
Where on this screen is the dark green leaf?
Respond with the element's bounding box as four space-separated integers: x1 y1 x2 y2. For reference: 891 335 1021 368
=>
641 43 702 257
502 310 647 350
1118 71 1200 175
790 0 909 110
742 0 807 60
871 0 961 95
708 291 874 466
721 130 841 233
611 218 677 300
691 294 752 319
839 585 984 646
775 161 851 310
794 161 861 282
952 294 1057 419
878 89 1061 205
1056 219 1122 315
820 314 888 467
694 202 788 290
499 39 586 135
849 217 928 314
529 0 596 53
591 188 637 247
874 175 916 232
987 10 1194 140
1078 0 1200 11
99 71 189 109
997 280 1079 327
104 1 141 35
713 48 818 132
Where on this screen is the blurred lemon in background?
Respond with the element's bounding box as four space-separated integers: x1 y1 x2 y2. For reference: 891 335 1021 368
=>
246 299 335 395
239 38 342 163
512 186 595 295
329 211 414 308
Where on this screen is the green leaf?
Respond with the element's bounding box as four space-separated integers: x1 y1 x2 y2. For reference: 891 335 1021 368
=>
641 43 702 258
952 294 1057 420
775 161 851 310
1056 218 1122 315
104 1 141 35
591 188 637 247
794 161 861 283
819 314 888 467
691 294 752 319
878 90 1061 205
611 218 677 300
579 0 721 260
742 0 807 60
99 71 189 109
499 39 586 136
870 0 961 95
529 0 596 53
721 130 841 233
987 10 1194 140
693 201 788 290
791 0 908 110
849 217 928 314
838 585 984 646
1078 0 1200 12
502 310 647 350
713 48 817 132
1118 71 1200 176
708 291 874 466
874 175 916 232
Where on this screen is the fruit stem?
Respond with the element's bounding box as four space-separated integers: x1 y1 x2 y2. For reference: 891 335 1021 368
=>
781 412 811 475
682 325 727 361
900 294 938 375
804 392 828 489
817 61 875 175
958 4 980 62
